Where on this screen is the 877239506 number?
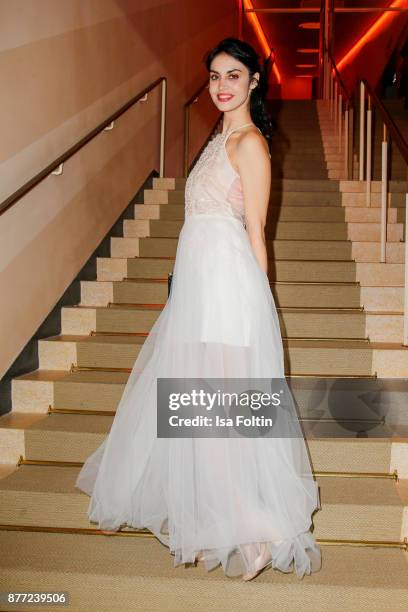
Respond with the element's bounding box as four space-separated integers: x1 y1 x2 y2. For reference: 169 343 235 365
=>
0 592 69 606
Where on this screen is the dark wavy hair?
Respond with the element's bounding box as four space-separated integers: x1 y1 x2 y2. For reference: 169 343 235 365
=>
204 37 275 142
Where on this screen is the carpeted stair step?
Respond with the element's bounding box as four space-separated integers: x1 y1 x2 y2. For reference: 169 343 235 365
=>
123 219 402 242
144 191 344 207
135 204 348 222
39 318 369 371
0 531 407 611
0 466 404 542
272 169 329 179
152 178 340 192
78 280 362 309
140 205 398 224
106 258 357 283
11 343 377 413
111 237 353 259
124 219 350 240
20 412 394 473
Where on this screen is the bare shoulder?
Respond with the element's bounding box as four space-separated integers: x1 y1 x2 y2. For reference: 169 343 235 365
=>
236 127 270 161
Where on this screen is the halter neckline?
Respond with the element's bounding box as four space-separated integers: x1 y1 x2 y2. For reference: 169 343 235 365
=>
221 122 256 137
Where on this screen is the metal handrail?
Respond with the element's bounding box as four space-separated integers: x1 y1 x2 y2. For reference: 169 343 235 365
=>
327 51 408 169
185 80 209 109
183 80 222 177
325 47 408 345
184 115 222 178
327 48 353 106
183 80 209 178
0 76 167 216
362 79 408 165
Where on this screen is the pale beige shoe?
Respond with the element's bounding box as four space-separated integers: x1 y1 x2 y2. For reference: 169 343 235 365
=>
242 544 272 582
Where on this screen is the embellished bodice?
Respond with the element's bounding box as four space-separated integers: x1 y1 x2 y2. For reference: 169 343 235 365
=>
185 122 265 227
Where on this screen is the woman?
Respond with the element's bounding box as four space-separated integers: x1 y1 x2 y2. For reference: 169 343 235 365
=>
75 37 321 582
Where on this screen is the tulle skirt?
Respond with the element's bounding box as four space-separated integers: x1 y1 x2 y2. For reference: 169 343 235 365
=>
75 213 321 578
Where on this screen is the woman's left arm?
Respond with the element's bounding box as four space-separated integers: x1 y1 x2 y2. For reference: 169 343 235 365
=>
236 133 271 274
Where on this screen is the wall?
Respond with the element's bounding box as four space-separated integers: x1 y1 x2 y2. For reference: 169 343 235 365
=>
0 0 237 379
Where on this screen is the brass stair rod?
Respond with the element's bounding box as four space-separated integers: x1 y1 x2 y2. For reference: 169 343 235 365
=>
300 416 385 425
47 406 115 416
48 407 383 418
87 333 370 342
106 303 366 311
16 457 398 481
0 524 406 550
67 366 378 379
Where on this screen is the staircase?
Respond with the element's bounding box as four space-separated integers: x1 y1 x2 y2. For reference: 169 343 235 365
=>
1 100 407 610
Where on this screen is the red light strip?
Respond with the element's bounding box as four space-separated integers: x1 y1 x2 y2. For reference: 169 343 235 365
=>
337 0 407 70
243 0 282 83
299 23 321 29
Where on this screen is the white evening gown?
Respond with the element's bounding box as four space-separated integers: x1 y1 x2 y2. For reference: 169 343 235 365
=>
75 122 321 578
